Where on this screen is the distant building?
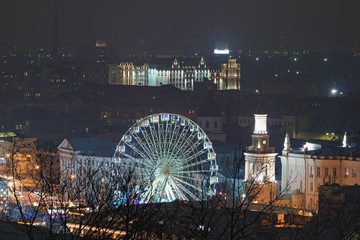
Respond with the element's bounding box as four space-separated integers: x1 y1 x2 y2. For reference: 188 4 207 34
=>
237 115 296 138
0 177 9 214
197 85 227 143
244 96 277 183
147 57 210 90
58 138 116 199
219 59 241 90
243 96 278 205
80 63 115 84
95 40 107 63
209 59 241 91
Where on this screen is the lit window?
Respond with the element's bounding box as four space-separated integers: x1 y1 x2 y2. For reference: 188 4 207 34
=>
345 168 349 176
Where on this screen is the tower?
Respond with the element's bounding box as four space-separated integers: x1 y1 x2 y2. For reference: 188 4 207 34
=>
244 95 277 183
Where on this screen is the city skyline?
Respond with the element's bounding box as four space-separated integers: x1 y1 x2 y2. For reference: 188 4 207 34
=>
1 0 360 51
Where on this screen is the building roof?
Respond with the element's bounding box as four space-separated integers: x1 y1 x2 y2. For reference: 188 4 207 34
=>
59 138 116 157
309 146 360 158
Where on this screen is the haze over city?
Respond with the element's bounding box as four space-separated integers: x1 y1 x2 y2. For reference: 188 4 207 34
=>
0 1 360 239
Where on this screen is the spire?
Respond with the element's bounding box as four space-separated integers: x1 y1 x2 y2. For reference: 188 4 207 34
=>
343 131 348 148
256 94 266 114
283 133 291 155
172 57 179 68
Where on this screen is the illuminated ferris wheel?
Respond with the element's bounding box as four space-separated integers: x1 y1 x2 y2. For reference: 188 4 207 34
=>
114 113 218 203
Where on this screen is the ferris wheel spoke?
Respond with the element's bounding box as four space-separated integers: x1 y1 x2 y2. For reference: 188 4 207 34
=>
171 169 209 175
179 138 205 162
149 124 162 158
178 158 210 171
162 124 179 165
168 175 188 201
126 142 157 167
115 113 217 203
170 173 206 185
130 133 159 166
171 175 203 193
140 127 161 161
120 152 153 170
173 135 203 165
167 130 198 166
164 125 191 165
177 149 209 169
172 177 201 201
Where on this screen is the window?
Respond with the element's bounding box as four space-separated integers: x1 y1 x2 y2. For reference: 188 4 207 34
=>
353 168 357 177
205 122 209 129
325 168 328 177
333 168 337 177
309 166 313 177
316 167 320 177
345 168 349 176
214 121 218 129
310 182 313 192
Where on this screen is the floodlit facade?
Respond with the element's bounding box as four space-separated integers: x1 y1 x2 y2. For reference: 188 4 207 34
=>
280 134 360 210
244 98 277 183
105 57 242 91
210 59 241 90
147 57 210 90
58 138 115 199
219 59 241 90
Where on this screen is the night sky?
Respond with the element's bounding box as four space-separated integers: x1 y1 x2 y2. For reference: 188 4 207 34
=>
1 0 360 50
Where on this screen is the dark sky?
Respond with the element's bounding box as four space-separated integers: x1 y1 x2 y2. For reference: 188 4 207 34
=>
1 0 360 50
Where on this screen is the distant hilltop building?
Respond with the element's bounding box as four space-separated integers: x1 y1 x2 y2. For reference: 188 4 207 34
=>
79 57 241 91
214 34 230 55
95 40 107 63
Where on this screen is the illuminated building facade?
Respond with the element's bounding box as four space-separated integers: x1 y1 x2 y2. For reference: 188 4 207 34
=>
244 97 277 183
95 40 107 63
237 115 296 138
147 57 210 90
220 59 241 90
209 59 241 90
0 177 9 213
280 135 360 210
58 138 115 199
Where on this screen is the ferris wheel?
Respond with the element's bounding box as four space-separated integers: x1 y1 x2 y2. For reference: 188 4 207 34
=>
113 113 218 203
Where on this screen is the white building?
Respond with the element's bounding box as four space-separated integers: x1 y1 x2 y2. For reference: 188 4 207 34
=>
58 138 116 199
244 97 277 183
280 133 360 210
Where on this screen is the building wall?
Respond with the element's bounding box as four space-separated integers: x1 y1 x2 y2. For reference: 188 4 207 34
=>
281 152 360 210
220 59 241 90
